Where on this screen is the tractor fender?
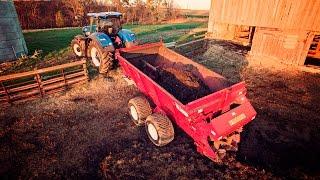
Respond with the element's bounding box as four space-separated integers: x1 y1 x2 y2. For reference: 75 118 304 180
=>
118 29 136 44
88 32 115 51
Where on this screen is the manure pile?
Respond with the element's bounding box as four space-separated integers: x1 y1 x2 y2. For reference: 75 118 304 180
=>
144 64 211 104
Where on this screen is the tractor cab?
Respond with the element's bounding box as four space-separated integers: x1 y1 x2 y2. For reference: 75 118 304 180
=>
83 12 122 37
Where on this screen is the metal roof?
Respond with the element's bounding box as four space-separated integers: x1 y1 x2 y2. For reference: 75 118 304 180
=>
87 12 122 18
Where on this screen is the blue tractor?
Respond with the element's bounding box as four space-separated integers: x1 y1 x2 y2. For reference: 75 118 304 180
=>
71 12 137 73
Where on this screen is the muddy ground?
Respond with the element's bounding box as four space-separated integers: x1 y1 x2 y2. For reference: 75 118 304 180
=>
1 40 320 179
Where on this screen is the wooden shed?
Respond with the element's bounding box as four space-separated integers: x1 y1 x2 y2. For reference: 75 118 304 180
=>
207 0 320 66
0 0 28 62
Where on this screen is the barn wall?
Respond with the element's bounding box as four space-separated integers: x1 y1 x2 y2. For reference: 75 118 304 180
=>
211 0 320 31
207 22 236 40
0 0 28 61
250 28 315 65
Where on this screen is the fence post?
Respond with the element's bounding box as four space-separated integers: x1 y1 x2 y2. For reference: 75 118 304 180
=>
61 68 67 90
1 81 10 103
35 73 44 97
82 60 89 80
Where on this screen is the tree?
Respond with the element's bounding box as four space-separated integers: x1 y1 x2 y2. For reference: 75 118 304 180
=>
55 11 65 27
62 0 87 26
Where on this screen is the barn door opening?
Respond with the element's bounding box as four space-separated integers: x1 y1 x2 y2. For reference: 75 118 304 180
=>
234 25 255 46
305 34 320 66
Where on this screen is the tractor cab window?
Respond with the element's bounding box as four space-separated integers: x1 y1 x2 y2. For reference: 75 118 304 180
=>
98 19 112 29
97 17 121 36
109 17 121 29
108 17 122 34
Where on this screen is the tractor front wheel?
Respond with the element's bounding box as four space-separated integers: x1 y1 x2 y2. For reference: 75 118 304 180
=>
71 39 83 57
88 43 113 74
145 113 174 146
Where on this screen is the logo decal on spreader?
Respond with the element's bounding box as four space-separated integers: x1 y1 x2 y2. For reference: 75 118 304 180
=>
229 113 246 126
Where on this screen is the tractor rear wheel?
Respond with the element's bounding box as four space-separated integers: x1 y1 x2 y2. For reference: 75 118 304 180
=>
145 113 174 146
88 43 113 73
128 96 152 126
71 39 83 57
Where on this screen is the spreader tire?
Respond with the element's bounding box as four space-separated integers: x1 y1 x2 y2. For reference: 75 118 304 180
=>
71 39 83 57
145 113 174 146
128 96 152 126
88 43 113 73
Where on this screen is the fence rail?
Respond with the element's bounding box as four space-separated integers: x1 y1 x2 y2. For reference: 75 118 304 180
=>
0 60 88 104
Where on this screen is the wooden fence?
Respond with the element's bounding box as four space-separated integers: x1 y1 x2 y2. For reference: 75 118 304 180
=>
0 60 88 104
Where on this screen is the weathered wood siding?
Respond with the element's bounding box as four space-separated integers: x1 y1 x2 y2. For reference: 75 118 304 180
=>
0 0 28 61
250 28 315 65
211 0 320 31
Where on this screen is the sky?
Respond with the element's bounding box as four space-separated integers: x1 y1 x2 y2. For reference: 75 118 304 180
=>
174 0 211 10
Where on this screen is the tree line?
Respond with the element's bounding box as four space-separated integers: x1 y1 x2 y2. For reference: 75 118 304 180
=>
14 0 179 30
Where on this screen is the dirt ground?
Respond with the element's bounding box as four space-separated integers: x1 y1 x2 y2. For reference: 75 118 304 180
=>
1 40 320 179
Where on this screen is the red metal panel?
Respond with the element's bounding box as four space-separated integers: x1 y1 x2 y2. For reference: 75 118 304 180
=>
210 101 256 138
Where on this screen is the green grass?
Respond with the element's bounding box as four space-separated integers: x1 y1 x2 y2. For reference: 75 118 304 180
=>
23 22 206 56
24 28 82 56
130 22 204 36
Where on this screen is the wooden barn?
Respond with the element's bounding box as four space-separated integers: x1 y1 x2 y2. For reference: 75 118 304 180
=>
207 0 320 66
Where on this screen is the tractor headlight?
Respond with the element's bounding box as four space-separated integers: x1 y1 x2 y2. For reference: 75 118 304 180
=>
82 27 88 32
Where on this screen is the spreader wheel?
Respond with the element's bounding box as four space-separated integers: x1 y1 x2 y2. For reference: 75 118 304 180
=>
128 96 152 126
145 113 174 146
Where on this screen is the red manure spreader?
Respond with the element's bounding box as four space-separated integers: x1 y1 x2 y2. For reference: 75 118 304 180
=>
116 42 256 162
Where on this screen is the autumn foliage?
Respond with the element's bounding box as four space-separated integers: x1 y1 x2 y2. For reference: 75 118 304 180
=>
14 0 178 30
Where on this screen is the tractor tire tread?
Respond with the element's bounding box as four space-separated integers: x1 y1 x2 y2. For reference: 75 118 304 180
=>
99 51 113 74
88 42 113 73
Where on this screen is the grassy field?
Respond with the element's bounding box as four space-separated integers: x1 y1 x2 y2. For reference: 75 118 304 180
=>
23 22 207 56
